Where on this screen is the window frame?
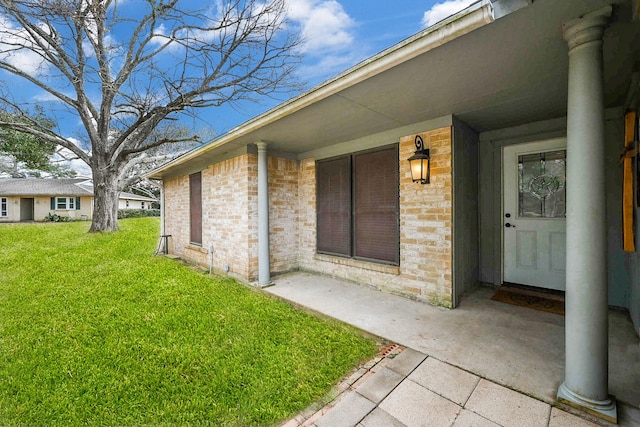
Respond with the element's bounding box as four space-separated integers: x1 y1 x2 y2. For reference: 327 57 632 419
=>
316 155 352 257
189 172 203 245
316 144 400 265
1 197 7 217
51 197 81 210
56 197 75 210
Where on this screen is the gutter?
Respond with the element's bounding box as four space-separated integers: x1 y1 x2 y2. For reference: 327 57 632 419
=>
147 0 495 179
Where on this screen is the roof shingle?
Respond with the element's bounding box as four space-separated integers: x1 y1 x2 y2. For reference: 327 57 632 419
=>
0 178 93 196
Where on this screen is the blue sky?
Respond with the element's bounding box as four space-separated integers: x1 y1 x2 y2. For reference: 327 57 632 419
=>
208 0 478 133
0 0 477 175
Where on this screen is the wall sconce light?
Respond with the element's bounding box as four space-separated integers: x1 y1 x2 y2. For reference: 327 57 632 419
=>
407 135 430 184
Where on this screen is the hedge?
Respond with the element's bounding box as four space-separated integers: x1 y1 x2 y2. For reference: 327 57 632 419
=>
118 209 160 219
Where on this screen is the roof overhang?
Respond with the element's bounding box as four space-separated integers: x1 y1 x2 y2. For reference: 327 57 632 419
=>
149 0 640 180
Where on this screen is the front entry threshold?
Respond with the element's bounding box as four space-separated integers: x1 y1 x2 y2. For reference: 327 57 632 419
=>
557 383 617 423
491 285 564 315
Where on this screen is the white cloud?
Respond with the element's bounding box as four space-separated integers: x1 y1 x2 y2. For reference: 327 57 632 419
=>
286 0 355 55
32 91 64 103
149 23 171 47
55 138 92 177
284 0 359 82
148 2 281 52
421 0 477 28
0 14 50 75
126 1 358 84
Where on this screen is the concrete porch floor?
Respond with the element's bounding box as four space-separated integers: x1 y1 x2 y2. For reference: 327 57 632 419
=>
264 272 640 427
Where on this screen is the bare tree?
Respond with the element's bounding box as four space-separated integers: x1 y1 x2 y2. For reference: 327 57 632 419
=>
0 0 300 231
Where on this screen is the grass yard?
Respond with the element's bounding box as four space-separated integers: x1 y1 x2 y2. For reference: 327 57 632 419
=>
0 218 377 426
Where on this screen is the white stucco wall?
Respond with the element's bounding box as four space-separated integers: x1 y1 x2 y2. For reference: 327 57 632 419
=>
0 196 93 222
119 199 151 210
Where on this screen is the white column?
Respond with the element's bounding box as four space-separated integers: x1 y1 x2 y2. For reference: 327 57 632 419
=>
159 181 165 236
256 141 272 286
557 6 616 423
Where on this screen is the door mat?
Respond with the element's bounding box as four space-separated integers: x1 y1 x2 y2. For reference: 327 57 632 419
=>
491 287 565 315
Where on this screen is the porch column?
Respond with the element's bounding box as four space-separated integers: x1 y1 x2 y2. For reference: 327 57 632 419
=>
159 181 165 236
256 141 272 286
557 6 616 423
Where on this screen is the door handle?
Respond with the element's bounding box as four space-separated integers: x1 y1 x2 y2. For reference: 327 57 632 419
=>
505 223 516 228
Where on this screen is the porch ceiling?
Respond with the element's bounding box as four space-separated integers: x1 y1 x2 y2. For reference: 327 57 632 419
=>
151 0 640 179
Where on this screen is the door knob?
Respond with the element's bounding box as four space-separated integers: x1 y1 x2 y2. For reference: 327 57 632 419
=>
505 223 515 228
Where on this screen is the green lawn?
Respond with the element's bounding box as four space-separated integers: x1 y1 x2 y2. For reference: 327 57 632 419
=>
0 218 377 426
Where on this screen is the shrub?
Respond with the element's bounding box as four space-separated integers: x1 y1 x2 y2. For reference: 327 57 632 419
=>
118 208 160 219
43 213 72 222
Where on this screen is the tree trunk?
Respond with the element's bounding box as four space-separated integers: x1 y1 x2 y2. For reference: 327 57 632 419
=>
90 165 120 232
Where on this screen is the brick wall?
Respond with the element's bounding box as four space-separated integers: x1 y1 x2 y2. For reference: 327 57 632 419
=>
268 156 299 274
297 158 316 267
163 156 253 279
297 126 454 307
246 154 259 280
204 155 254 280
163 126 453 306
163 175 194 261
399 127 453 306
164 152 300 282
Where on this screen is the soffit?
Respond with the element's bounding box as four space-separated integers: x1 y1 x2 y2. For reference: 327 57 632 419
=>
151 0 640 179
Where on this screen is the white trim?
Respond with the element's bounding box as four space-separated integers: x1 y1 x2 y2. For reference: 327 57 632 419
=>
256 141 271 286
56 197 76 210
502 138 567 290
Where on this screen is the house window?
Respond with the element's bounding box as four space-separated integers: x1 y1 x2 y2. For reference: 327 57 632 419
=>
1 197 7 217
316 144 399 264
50 197 81 210
190 172 203 245
126 200 130 208
141 201 145 209
56 197 74 210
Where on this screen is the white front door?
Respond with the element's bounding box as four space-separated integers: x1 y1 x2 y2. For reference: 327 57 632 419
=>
503 139 567 291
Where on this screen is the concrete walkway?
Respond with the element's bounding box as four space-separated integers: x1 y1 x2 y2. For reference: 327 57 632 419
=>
264 272 640 427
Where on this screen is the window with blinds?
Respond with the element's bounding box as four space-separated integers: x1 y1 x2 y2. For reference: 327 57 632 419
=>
316 156 351 256
190 172 202 245
316 144 399 265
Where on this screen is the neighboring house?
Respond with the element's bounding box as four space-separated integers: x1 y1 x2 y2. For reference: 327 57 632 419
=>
0 178 156 221
148 0 640 421
118 193 156 210
0 178 94 221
